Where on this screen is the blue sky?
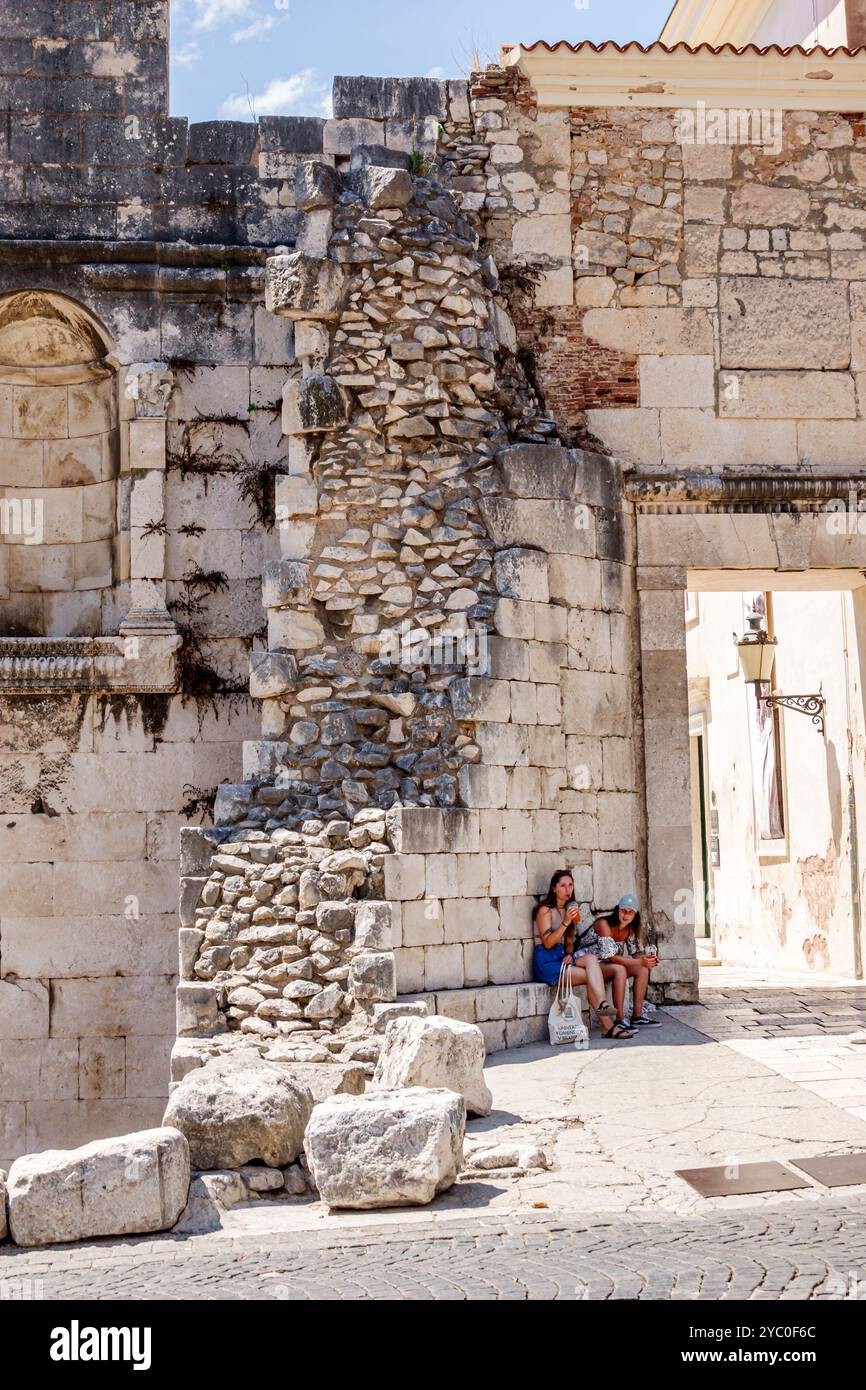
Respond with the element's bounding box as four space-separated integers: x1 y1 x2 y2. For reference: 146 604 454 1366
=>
170 0 675 123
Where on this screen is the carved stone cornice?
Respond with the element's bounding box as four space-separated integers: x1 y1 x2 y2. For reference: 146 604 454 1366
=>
0 635 180 694
624 472 866 512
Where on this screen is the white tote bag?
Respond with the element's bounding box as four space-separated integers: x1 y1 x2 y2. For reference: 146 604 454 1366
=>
548 959 589 1050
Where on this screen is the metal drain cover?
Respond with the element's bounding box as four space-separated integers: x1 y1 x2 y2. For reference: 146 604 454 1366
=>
675 1162 811 1197
789 1153 866 1187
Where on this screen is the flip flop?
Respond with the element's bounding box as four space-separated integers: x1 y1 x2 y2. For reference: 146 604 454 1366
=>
603 1018 636 1040
595 1000 617 1020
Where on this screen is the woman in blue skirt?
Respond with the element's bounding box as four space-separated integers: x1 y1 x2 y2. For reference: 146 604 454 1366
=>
533 870 635 1040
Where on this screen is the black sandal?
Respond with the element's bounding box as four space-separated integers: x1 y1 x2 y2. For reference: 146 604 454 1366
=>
603 1018 636 1040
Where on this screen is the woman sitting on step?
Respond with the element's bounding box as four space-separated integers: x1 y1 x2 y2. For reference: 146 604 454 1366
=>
533 870 635 1040
592 895 661 1029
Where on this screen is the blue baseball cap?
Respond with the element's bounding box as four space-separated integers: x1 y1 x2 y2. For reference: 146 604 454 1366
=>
618 894 639 911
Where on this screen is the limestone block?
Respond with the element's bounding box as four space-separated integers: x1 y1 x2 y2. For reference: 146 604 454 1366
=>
510 213 571 259
730 185 810 225
268 608 325 651
443 898 500 945
480 498 595 557
493 547 550 602
249 650 298 699
402 900 444 948
681 143 733 178
489 852 528 897
719 370 856 419
348 951 397 1003
463 942 489 987
373 1015 492 1116
281 374 347 435
475 722 529 766
582 308 713 356
719 277 850 369
274 473 318 521
262 558 311 607
660 410 797 470
640 355 714 409
354 901 397 952
424 944 464 991
529 726 567 769
591 851 637 910
498 896 535 941
7 1128 189 1248
442 810 482 855
354 164 414 209
323 117 385 155
386 806 446 854
176 982 219 1037
265 253 345 320
598 792 636 852
458 765 507 809
799 419 866 469
450 677 510 723
495 442 573 499
630 204 681 240
683 225 720 277
294 159 337 210
163 1054 313 1170
384 853 426 901
494 597 535 639
372 1001 430 1032
488 939 526 986
425 854 459 899
129 418 166 470
536 265 574 308
395 946 425 994
562 669 630 737
305 1088 464 1209
586 408 661 468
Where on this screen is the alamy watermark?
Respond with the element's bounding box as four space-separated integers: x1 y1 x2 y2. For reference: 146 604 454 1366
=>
378 619 490 677
675 100 783 156
0 495 43 544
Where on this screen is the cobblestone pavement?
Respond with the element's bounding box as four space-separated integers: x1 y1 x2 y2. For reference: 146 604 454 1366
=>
2 1204 866 1300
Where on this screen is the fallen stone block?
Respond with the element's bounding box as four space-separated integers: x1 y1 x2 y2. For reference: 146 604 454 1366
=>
8 1128 189 1248
163 1053 313 1170
305 1088 465 1209
373 1014 493 1116
464 1143 549 1172
240 1165 284 1192
262 1057 366 1103
372 1000 430 1032
172 1170 247 1235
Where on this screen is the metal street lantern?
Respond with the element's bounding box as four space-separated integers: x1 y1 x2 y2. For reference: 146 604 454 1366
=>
735 610 826 736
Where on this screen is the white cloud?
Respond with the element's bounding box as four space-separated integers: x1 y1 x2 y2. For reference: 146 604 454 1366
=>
173 41 202 68
426 66 446 79
191 0 254 32
232 15 275 40
220 69 332 119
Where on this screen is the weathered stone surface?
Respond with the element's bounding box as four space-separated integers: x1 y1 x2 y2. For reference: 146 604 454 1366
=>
7 1128 189 1248
372 1001 430 1032
249 651 298 699
354 165 414 209
718 369 856 419
282 374 347 434
263 1059 366 1102
294 159 337 210
373 1014 493 1116
349 950 397 1002
0 1173 6 1242
265 252 345 320
720 278 850 370
172 1170 247 1234
163 1054 313 1170
304 1088 465 1209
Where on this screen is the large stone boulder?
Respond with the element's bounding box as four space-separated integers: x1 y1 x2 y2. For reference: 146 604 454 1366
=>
163 1053 313 1170
305 1088 465 1209
373 1015 493 1116
7 1128 189 1248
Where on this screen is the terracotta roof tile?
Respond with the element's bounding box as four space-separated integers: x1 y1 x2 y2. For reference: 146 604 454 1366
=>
509 39 866 58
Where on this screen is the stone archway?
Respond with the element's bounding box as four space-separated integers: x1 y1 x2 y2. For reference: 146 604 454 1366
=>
0 290 118 637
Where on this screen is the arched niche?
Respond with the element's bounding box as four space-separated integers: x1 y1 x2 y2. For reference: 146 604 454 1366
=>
0 290 119 637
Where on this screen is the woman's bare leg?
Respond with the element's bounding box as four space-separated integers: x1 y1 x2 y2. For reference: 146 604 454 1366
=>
601 962 627 1017
568 959 607 1012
